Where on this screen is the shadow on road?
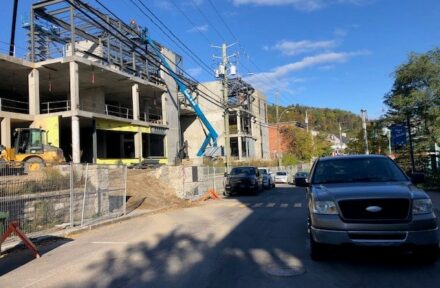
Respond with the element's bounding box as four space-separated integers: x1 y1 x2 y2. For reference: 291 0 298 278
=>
0 236 73 276
58 186 439 287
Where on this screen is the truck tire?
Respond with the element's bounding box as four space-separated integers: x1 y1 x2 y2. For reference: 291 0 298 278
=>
310 236 327 261
24 157 45 174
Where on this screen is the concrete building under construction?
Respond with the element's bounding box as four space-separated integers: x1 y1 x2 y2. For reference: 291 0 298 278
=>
0 0 269 165
182 79 270 161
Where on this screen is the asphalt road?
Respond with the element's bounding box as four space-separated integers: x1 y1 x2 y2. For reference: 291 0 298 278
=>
1 184 439 288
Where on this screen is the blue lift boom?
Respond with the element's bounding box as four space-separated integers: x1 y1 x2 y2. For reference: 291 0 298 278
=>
146 37 219 157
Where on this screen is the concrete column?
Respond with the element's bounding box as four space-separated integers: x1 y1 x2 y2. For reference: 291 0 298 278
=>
28 69 40 115
70 62 80 111
237 111 242 134
134 130 142 162
71 116 81 163
238 136 243 160
1 118 11 147
132 84 140 120
92 119 97 164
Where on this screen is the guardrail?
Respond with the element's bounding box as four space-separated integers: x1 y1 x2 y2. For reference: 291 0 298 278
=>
41 100 71 114
0 98 29 114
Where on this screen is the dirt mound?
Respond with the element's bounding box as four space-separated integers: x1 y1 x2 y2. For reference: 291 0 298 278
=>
126 169 193 213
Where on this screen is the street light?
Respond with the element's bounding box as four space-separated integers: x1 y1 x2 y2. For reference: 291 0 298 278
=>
277 109 291 123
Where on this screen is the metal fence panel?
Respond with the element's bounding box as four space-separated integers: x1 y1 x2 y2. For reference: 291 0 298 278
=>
0 164 127 246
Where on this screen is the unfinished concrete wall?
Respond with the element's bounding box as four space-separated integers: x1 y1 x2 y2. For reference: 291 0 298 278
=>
184 81 225 159
160 48 181 165
80 87 106 114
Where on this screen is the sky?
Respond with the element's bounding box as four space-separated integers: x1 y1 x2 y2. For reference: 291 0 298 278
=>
1 0 440 118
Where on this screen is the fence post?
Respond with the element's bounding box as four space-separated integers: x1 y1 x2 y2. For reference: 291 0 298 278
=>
80 164 89 226
213 166 216 192
69 163 74 227
123 165 127 215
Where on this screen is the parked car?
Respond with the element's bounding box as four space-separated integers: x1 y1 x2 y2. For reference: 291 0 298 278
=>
293 172 309 186
274 171 289 183
224 166 263 196
258 168 275 189
302 154 439 261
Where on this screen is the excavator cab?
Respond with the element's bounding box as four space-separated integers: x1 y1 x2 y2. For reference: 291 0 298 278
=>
13 128 45 155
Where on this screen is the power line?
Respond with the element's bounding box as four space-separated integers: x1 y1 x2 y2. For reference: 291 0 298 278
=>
121 0 225 104
189 0 226 42
73 0 224 108
169 0 213 45
127 0 213 75
91 0 223 107
206 0 238 42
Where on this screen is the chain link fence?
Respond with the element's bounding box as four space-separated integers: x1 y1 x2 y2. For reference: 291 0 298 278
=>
0 164 127 246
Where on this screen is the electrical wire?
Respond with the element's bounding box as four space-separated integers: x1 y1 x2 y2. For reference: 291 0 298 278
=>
93 0 224 106
71 0 225 108
189 0 226 42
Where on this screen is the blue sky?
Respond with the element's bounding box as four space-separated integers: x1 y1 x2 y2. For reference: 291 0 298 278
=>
1 0 440 118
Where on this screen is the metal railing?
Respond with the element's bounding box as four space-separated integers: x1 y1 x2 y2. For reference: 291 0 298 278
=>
41 100 71 114
105 104 132 119
0 98 29 114
140 112 164 125
0 164 127 246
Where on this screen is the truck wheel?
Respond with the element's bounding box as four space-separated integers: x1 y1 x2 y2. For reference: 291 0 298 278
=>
24 157 45 173
310 236 327 261
415 245 439 263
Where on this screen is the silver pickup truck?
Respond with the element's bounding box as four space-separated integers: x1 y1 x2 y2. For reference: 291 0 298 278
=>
301 155 439 261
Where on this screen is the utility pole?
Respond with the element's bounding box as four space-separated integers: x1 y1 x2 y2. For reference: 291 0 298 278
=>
360 109 369 155
222 43 230 171
305 110 309 133
275 89 280 167
339 123 342 150
9 0 19 56
213 43 236 171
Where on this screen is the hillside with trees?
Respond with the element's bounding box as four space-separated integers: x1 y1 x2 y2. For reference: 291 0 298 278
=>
267 104 362 137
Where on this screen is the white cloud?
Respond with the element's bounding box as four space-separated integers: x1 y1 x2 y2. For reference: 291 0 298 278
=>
269 39 336 56
244 50 370 92
187 67 203 77
232 0 371 11
333 28 348 38
187 24 209 33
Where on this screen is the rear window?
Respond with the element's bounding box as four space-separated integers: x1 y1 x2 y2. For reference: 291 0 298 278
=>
312 157 408 184
230 167 255 176
276 172 287 176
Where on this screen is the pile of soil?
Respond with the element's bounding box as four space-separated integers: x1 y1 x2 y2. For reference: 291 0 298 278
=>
125 169 193 213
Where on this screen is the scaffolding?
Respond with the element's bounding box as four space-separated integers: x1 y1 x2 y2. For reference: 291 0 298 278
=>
23 0 175 84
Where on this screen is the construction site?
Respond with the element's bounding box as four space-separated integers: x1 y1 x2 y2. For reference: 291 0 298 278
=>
0 0 271 250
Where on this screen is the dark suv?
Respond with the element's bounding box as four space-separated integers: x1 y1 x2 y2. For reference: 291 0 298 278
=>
224 166 263 196
302 155 439 261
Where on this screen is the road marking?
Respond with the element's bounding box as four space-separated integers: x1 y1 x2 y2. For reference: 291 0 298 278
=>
280 203 289 208
267 203 276 208
293 203 302 208
91 241 127 244
253 203 263 208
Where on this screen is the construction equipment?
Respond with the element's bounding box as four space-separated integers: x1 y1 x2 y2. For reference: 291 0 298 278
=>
145 37 219 157
0 128 65 173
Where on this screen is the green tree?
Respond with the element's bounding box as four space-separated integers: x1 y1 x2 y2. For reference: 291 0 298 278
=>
384 48 440 171
280 126 314 161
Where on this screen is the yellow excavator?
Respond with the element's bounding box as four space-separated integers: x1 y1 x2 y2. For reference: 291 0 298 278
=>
0 128 65 173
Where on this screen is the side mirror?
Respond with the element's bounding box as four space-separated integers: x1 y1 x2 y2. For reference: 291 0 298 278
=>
410 172 425 185
297 178 310 187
